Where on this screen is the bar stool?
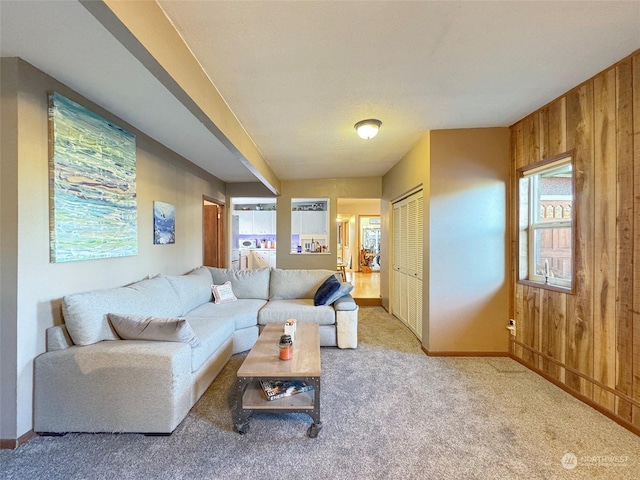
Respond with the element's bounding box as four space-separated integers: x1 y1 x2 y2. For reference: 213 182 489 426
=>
337 262 347 282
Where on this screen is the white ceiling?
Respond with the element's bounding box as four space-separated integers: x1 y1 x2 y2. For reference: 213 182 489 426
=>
158 0 640 180
2 1 639 186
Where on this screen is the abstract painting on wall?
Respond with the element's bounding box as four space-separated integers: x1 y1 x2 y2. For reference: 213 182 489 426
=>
153 201 175 245
48 92 137 262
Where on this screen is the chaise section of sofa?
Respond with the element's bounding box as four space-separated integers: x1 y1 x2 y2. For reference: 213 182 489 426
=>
35 336 197 433
34 267 238 434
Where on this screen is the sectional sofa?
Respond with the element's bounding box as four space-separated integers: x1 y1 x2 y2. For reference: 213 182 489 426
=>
34 267 358 434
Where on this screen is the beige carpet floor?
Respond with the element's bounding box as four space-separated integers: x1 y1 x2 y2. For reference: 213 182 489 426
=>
2 306 639 479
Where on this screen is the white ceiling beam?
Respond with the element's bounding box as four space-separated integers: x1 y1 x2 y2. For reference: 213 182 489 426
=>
80 0 281 195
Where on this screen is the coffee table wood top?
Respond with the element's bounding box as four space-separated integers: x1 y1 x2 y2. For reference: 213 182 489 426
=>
237 323 320 378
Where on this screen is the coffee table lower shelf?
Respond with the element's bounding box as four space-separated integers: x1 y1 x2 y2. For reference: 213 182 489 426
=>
233 377 322 438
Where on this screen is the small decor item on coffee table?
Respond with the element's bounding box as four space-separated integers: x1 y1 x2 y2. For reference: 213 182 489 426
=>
233 323 322 438
284 318 296 340
278 334 293 360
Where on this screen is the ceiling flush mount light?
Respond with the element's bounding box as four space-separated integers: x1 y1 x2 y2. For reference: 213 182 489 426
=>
354 119 382 139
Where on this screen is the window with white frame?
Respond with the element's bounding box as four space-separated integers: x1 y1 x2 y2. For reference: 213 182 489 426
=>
518 154 573 289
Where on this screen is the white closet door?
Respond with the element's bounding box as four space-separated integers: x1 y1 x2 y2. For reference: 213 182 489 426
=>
392 209 402 315
392 269 401 315
407 275 420 332
392 190 423 340
416 195 423 281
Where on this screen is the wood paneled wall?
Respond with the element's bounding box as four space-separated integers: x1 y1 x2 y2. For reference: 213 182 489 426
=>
509 50 640 434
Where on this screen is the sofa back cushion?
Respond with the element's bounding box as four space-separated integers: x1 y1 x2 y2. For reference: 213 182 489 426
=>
207 267 270 300
270 269 338 300
164 267 213 314
62 276 182 346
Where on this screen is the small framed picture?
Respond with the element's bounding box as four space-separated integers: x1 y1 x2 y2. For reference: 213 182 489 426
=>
153 201 175 245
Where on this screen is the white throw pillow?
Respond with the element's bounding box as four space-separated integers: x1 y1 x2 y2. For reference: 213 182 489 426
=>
108 313 201 348
211 281 237 304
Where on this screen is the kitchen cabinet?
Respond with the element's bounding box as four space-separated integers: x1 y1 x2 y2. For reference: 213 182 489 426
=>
300 211 327 235
237 210 276 235
252 211 276 235
237 211 254 234
291 211 301 235
292 211 327 235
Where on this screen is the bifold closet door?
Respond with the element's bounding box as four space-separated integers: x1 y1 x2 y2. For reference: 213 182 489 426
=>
392 190 423 340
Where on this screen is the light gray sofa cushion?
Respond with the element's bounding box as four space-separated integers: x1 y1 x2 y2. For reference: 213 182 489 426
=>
186 299 266 330
63 276 183 346
269 269 338 300
207 267 270 300
258 299 336 325
164 267 213 314
108 313 201 348
187 316 235 372
319 325 338 347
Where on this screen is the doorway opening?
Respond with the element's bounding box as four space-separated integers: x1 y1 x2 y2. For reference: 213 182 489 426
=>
203 197 225 268
337 198 381 304
359 216 381 272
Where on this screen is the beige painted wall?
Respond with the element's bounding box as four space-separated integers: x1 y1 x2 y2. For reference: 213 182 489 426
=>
381 129 510 352
428 128 510 352
0 59 227 439
276 178 381 271
1 59 20 440
337 198 380 215
381 132 430 337
226 182 275 198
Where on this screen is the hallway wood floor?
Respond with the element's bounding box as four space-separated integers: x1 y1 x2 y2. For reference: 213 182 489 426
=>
346 271 381 305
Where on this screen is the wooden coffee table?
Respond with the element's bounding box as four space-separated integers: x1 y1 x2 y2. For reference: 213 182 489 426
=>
233 323 322 437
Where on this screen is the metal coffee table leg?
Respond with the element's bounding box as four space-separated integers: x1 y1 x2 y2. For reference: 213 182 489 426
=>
306 377 321 438
233 377 252 434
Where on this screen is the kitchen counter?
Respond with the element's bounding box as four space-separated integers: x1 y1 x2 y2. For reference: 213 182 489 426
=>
240 248 276 269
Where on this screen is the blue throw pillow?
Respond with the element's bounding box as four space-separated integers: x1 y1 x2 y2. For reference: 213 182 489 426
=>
324 282 354 305
314 275 341 306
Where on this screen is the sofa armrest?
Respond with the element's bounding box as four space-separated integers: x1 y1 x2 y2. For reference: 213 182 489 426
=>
336 306 358 349
35 340 193 433
46 325 74 352
334 294 357 311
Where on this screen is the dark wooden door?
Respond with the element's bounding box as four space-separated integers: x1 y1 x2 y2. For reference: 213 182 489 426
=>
203 201 225 267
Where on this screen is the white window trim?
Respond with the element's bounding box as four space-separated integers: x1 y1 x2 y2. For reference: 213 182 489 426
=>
519 154 574 291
